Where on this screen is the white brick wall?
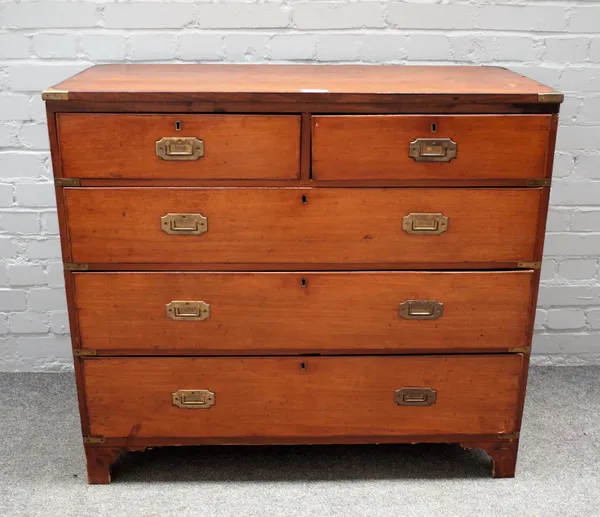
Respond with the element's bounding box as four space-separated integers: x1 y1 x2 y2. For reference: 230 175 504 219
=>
0 0 599 371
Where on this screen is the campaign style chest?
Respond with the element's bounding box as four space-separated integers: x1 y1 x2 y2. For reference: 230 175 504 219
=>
44 65 561 483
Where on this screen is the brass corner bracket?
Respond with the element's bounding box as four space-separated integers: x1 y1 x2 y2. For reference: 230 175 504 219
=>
42 89 69 101
73 349 97 357
55 178 81 187
517 261 541 270
64 263 89 271
526 178 551 188
508 347 530 354
537 92 564 104
83 436 106 444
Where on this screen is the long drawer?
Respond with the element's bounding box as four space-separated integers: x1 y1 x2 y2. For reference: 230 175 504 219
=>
57 114 301 180
63 187 542 265
73 271 533 353
312 115 552 181
84 355 523 439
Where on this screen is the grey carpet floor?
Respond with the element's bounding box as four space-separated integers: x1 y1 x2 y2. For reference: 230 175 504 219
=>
1 367 599 517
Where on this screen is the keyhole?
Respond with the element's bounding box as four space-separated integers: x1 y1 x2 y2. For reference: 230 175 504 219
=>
175 120 182 131
300 362 307 371
301 278 307 288
431 123 437 133
302 194 308 205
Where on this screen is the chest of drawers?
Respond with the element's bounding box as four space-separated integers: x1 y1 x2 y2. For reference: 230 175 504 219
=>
44 64 561 483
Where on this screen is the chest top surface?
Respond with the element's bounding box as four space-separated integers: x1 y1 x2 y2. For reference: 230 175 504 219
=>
43 64 561 105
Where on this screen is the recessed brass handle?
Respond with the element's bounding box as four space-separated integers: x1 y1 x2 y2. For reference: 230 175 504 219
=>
409 138 457 162
399 300 444 320
161 213 207 235
156 137 204 161
394 387 437 406
402 213 448 235
166 301 210 321
172 389 215 409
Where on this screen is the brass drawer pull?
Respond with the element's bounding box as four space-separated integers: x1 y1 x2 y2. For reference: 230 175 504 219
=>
172 389 215 409
402 213 448 235
166 301 210 321
395 387 437 406
399 300 444 320
161 213 207 235
409 138 457 162
156 137 204 161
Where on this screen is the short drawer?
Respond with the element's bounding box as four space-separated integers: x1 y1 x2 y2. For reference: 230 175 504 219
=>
63 187 542 266
84 355 523 439
312 115 552 181
73 271 533 353
57 114 301 180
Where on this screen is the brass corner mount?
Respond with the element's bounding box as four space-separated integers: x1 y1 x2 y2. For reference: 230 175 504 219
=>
42 89 69 101
537 92 564 104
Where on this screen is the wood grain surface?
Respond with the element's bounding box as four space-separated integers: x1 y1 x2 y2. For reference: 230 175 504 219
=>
63 187 542 265
84 355 523 438
57 114 300 180
73 271 533 353
312 115 551 181
47 64 555 105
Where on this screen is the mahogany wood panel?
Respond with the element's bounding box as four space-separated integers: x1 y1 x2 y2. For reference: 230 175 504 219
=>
57 114 300 180
300 113 311 180
73 271 533 353
63 187 542 265
312 115 551 181
48 64 555 105
74 178 550 188
46 99 559 115
84 355 523 439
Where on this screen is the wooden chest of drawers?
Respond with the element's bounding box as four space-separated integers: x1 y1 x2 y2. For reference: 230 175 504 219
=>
44 64 561 483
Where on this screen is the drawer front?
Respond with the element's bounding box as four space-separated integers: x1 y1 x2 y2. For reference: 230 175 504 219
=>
312 115 552 181
57 114 301 180
64 187 541 265
74 271 533 353
84 355 523 439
